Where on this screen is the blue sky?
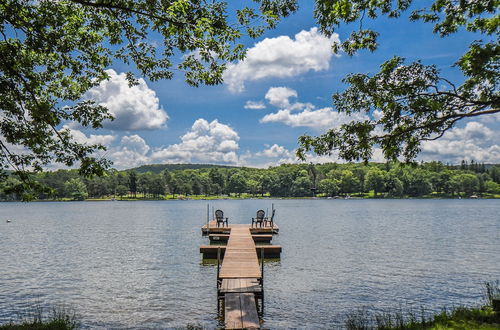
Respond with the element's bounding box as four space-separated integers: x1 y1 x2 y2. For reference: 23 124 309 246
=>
69 1 500 169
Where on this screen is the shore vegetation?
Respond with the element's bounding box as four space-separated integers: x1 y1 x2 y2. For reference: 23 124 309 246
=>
0 306 78 330
1 161 500 201
345 281 500 329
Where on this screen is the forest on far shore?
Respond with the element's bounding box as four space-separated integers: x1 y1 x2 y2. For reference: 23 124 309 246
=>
1 161 500 201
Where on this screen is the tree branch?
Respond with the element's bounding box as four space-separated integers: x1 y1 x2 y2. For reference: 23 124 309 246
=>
0 140 22 173
374 107 500 142
68 0 186 26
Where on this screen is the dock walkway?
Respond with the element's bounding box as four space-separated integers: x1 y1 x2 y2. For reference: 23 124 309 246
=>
219 226 261 328
220 226 261 279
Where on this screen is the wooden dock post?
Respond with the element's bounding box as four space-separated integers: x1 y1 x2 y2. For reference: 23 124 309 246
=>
217 247 221 280
217 246 221 314
206 204 210 235
260 247 264 315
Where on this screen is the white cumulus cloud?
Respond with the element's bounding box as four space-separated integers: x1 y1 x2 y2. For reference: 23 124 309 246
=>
84 69 168 130
62 125 116 147
261 107 367 129
120 135 150 155
265 87 297 108
244 101 266 110
479 111 500 123
151 119 240 164
260 87 368 130
224 27 340 92
443 121 495 142
108 135 151 169
256 144 293 158
420 121 500 163
245 143 375 168
99 119 242 169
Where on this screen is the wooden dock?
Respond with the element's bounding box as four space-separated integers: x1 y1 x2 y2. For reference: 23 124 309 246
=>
200 220 280 329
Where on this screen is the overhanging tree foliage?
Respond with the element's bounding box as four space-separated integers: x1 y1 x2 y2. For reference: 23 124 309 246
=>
2 0 498 192
297 0 499 162
0 0 298 180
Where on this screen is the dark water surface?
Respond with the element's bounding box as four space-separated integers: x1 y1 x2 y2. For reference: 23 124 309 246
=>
1 199 499 329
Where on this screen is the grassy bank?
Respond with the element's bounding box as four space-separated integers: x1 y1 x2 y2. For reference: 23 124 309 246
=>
0 306 78 330
346 281 500 329
346 305 500 329
0 319 74 330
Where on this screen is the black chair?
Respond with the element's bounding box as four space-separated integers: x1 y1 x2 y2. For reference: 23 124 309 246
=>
252 209 265 228
265 209 276 228
215 209 228 227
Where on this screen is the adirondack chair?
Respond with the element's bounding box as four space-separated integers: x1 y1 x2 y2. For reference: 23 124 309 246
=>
264 209 276 228
215 209 228 227
251 209 265 228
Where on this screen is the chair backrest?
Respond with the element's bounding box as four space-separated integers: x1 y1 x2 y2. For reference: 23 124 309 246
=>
256 209 265 221
215 209 224 221
269 209 276 221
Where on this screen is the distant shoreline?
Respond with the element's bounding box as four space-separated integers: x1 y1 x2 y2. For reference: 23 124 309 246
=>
2 195 499 202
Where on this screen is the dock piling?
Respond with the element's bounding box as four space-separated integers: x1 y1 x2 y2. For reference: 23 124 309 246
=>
260 247 264 315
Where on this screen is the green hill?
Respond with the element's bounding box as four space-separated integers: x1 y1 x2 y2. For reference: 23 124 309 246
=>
128 163 239 174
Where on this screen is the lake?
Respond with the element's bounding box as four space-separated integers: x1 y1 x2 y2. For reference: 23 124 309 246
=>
1 199 499 329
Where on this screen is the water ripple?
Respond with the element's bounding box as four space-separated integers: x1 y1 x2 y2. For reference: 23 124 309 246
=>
1 199 499 328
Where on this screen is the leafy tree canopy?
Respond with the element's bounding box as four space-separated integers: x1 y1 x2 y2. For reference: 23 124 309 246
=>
0 0 298 180
298 0 499 162
2 0 498 191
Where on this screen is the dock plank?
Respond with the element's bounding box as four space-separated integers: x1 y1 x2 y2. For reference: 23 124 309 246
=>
225 293 243 329
225 293 260 329
240 293 260 329
220 279 261 293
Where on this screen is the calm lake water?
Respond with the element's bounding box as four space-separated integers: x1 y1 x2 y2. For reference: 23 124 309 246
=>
1 199 499 329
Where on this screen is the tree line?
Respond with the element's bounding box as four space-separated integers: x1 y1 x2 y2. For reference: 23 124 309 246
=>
1 161 500 201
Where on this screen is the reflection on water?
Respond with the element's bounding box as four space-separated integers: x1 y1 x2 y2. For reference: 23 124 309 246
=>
1 199 499 328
